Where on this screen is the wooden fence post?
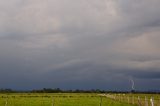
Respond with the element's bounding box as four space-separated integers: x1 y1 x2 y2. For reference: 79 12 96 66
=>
5 97 8 106
145 96 148 106
138 96 142 106
5 100 7 106
127 96 130 104
150 97 154 106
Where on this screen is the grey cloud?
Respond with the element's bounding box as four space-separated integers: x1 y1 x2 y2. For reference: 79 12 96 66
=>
0 0 160 90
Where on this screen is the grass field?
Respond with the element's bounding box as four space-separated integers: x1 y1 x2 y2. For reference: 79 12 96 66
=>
0 93 159 106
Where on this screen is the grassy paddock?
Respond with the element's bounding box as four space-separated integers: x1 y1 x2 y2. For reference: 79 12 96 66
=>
0 93 158 106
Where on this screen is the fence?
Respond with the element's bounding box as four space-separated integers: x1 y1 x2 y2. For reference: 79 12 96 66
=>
100 94 160 106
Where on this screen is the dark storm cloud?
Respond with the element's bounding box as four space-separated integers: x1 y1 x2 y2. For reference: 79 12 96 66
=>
0 0 160 90
132 71 160 79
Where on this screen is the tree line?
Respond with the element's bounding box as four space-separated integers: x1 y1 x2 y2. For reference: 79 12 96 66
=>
0 88 160 94
0 88 106 93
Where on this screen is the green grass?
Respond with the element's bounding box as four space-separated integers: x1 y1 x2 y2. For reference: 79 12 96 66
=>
1 93 158 106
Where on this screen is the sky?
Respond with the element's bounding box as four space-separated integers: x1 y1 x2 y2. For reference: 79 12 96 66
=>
0 0 160 91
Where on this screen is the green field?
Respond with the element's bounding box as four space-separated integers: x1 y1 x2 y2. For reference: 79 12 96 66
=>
0 93 159 106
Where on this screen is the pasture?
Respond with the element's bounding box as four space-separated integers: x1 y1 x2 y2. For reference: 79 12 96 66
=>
0 93 159 106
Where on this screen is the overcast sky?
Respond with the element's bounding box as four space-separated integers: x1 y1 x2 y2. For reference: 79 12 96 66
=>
0 0 160 91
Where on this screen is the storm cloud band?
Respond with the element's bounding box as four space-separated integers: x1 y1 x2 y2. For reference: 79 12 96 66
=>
0 0 160 90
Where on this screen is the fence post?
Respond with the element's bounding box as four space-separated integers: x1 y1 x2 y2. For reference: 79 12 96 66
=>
5 100 8 106
5 97 8 106
138 96 142 106
150 97 154 106
145 96 148 106
127 96 130 104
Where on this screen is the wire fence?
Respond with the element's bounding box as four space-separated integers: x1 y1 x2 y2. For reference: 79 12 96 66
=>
101 94 160 106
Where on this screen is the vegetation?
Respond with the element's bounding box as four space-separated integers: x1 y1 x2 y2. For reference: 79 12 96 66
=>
0 89 160 106
0 88 106 93
0 88 160 94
